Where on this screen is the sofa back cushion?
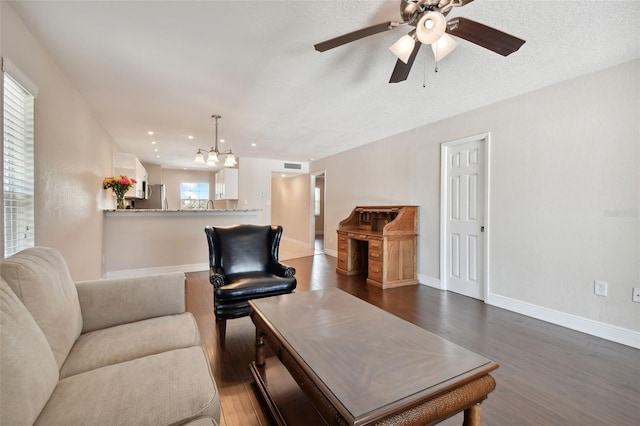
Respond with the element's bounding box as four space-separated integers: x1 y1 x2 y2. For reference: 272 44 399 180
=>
0 247 82 369
0 277 59 425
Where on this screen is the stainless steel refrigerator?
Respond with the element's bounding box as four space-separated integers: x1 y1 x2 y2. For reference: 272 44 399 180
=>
134 184 166 209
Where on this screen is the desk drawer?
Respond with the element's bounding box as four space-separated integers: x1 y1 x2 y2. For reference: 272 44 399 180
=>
368 248 383 261
368 260 383 282
347 232 367 241
337 234 348 244
337 252 348 269
338 240 348 252
368 238 382 249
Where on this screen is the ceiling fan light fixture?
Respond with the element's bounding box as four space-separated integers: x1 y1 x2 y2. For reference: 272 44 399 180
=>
389 33 416 64
432 33 458 61
416 11 446 44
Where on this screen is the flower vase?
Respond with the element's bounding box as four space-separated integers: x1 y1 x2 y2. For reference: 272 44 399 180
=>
116 193 125 209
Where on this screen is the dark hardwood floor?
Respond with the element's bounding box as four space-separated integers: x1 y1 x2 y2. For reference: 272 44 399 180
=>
186 254 640 425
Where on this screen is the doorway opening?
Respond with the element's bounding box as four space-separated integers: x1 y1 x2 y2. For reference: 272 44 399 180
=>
311 171 325 254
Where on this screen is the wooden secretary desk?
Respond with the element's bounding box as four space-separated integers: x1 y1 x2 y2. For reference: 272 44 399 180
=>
336 206 418 289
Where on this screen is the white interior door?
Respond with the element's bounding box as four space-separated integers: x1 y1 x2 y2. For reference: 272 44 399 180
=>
442 137 486 300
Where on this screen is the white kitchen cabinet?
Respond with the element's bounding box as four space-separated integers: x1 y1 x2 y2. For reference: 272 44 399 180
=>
113 153 147 199
215 168 238 200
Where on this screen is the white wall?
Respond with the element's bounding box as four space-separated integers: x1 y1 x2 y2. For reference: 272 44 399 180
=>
237 157 310 226
2 2 121 279
272 174 311 245
312 60 640 338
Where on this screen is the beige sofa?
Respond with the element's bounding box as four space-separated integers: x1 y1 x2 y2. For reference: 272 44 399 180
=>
0 247 220 426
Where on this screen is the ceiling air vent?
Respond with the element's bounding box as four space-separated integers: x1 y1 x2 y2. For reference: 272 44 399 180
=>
283 162 302 170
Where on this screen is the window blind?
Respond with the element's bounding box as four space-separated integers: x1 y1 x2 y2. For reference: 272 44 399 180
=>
3 72 35 257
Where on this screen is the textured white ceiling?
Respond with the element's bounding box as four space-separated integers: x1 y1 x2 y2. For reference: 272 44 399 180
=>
9 0 640 170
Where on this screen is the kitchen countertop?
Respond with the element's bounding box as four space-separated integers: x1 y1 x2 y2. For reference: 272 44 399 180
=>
104 209 261 216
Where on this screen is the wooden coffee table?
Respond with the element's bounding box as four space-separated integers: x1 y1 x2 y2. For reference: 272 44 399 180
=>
249 289 498 425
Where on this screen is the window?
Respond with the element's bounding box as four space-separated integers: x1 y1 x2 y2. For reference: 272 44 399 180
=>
314 187 321 216
180 182 210 209
3 62 37 258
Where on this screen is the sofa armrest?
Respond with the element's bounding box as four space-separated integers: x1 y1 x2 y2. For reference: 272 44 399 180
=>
75 272 186 333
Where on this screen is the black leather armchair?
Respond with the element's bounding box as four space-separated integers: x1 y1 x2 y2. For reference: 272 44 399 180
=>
204 224 297 347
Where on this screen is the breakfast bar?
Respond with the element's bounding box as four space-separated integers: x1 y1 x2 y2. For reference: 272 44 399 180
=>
103 209 262 277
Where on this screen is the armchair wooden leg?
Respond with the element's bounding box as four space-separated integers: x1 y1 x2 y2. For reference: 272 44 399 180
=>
216 318 227 348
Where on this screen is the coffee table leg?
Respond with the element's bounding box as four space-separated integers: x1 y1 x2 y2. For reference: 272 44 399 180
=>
255 328 266 367
463 402 482 426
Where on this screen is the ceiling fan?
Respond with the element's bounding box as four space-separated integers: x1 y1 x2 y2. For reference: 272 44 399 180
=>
314 0 526 83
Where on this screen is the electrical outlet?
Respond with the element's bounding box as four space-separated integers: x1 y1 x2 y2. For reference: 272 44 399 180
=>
594 280 608 297
633 288 640 303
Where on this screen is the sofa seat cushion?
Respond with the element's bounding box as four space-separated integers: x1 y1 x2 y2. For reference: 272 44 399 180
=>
36 346 220 426
60 313 201 378
214 272 296 302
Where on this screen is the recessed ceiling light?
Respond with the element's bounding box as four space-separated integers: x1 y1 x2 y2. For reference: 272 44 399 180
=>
151 141 156 144
220 139 225 143
156 155 160 158
154 148 158 152
147 131 154 135
251 143 257 147
187 135 194 139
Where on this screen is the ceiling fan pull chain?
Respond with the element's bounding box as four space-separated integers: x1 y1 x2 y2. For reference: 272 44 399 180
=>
434 40 439 74
423 44 427 87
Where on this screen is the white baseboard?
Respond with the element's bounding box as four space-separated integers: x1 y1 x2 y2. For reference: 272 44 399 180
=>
281 236 313 249
324 249 337 258
105 263 208 279
487 293 640 349
416 275 639 348
418 274 442 289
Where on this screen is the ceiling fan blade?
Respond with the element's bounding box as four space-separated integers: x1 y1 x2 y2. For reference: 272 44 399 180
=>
314 21 399 52
389 42 421 83
446 17 525 56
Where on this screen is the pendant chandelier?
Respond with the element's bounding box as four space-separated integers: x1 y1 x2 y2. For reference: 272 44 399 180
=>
194 114 237 167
